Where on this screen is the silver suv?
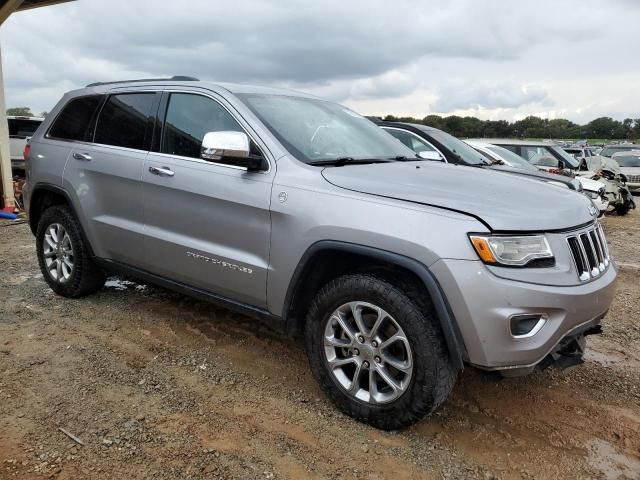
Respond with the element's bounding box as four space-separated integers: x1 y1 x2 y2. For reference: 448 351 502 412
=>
24 77 617 429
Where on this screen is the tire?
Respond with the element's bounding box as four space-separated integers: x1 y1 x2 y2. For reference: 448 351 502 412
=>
304 274 457 430
36 205 105 297
615 203 631 216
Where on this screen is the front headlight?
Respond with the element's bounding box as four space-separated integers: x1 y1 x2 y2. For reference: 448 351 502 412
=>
469 234 553 267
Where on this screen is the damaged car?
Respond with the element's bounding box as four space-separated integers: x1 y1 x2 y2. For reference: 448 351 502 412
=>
466 139 609 216
612 150 640 195
24 78 617 429
482 139 635 216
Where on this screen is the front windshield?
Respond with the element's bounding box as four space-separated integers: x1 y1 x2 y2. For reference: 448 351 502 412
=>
548 145 580 168
614 155 640 167
237 94 416 164
426 129 490 165
487 145 538 171
601 145 639 157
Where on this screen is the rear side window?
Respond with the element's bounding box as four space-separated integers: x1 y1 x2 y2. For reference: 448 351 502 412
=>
94 93 156 150
162 93 243 159
48 95 102 141
9 119 42 138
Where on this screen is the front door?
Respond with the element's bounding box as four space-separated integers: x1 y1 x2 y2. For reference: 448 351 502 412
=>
141 92 273 308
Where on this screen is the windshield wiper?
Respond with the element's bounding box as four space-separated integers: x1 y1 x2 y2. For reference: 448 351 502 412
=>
309 157 395 167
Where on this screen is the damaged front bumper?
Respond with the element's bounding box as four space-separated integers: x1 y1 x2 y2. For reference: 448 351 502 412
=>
500 317 605 377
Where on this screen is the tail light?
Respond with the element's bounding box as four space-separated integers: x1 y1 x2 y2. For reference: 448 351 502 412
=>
23 143 31 161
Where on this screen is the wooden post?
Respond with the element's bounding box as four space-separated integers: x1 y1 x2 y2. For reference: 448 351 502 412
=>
0 42 15 211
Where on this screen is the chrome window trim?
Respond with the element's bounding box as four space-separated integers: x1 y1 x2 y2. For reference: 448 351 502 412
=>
159 88 273 175
381 126 447 162
147 151 249 172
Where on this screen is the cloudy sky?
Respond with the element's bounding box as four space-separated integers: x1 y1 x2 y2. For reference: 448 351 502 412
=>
1 0 638 123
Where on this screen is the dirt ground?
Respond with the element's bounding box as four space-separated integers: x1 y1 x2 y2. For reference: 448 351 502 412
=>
1 211 640 480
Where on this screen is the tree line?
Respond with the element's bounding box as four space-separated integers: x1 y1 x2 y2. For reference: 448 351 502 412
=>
6 107 48 117
381 114 640 141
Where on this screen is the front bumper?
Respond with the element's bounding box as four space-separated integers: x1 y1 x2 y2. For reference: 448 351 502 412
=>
430 258 617 369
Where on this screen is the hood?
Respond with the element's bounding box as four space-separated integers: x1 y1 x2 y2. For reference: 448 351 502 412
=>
586 155 622 175
322 162 597 231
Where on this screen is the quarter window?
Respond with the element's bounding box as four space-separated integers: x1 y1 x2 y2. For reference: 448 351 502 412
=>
94 93 156 150
48 95 102 141
162 93 243 159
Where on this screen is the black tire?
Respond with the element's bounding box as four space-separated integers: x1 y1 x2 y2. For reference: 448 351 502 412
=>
304 274 457 430
36 205 105 297
615 203 631 216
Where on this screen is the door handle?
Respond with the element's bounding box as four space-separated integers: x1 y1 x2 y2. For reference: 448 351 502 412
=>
72 152 92 161
149 166 175 177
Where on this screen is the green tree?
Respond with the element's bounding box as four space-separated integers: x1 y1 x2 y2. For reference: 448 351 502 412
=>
6 107 33 116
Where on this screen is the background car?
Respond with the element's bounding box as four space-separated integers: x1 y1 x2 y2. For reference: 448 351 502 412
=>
466 139 609 215
7 115 44 173
477 138 586 174
377 122 584 192
563 146 597 162
480 138 635 215
612 150 640 194
600 143 640 158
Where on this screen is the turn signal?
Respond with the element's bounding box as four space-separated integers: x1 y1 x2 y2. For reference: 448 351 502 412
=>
470 236 496 263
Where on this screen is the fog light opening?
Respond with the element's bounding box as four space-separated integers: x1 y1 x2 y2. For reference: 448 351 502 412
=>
509 314 548 338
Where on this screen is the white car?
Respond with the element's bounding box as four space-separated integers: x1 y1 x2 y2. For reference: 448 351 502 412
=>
466 140 609 215
612 150 640 194
8 115 44 172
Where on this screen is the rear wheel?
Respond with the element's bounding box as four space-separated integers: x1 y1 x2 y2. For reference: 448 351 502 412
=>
304 274 457 430
36 205 105 297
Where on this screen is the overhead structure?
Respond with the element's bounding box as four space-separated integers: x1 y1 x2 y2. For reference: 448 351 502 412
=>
0 0 74 211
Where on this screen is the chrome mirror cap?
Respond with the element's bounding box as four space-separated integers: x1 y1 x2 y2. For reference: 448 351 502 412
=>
201 131 250 161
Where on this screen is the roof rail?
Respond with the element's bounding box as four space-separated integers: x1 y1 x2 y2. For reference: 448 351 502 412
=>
85 75 199 87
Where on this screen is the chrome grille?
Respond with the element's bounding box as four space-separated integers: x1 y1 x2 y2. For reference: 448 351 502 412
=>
566 224 610 282
627 174 640 183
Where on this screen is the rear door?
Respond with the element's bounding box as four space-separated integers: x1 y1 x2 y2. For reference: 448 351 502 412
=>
64 90 160 265
140 91 274 308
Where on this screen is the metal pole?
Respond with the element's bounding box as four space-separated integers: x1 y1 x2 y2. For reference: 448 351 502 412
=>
0 41 15 211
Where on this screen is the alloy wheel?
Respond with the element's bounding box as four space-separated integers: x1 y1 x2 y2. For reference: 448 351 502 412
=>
42 223 74 284
323 301 413 404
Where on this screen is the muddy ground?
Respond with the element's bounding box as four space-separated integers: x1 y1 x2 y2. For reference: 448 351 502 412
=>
1 211 639 480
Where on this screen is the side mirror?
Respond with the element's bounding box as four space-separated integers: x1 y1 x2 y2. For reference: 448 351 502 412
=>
201 131 263 171
417 150 443 161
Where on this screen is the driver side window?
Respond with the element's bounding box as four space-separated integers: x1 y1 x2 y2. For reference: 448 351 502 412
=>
162 93 244 159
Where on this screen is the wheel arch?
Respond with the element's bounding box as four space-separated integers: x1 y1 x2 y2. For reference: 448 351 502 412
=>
283 241 466 370
28 183 95 256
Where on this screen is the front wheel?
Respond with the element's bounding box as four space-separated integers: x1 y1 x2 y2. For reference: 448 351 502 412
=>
304 274 457 430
